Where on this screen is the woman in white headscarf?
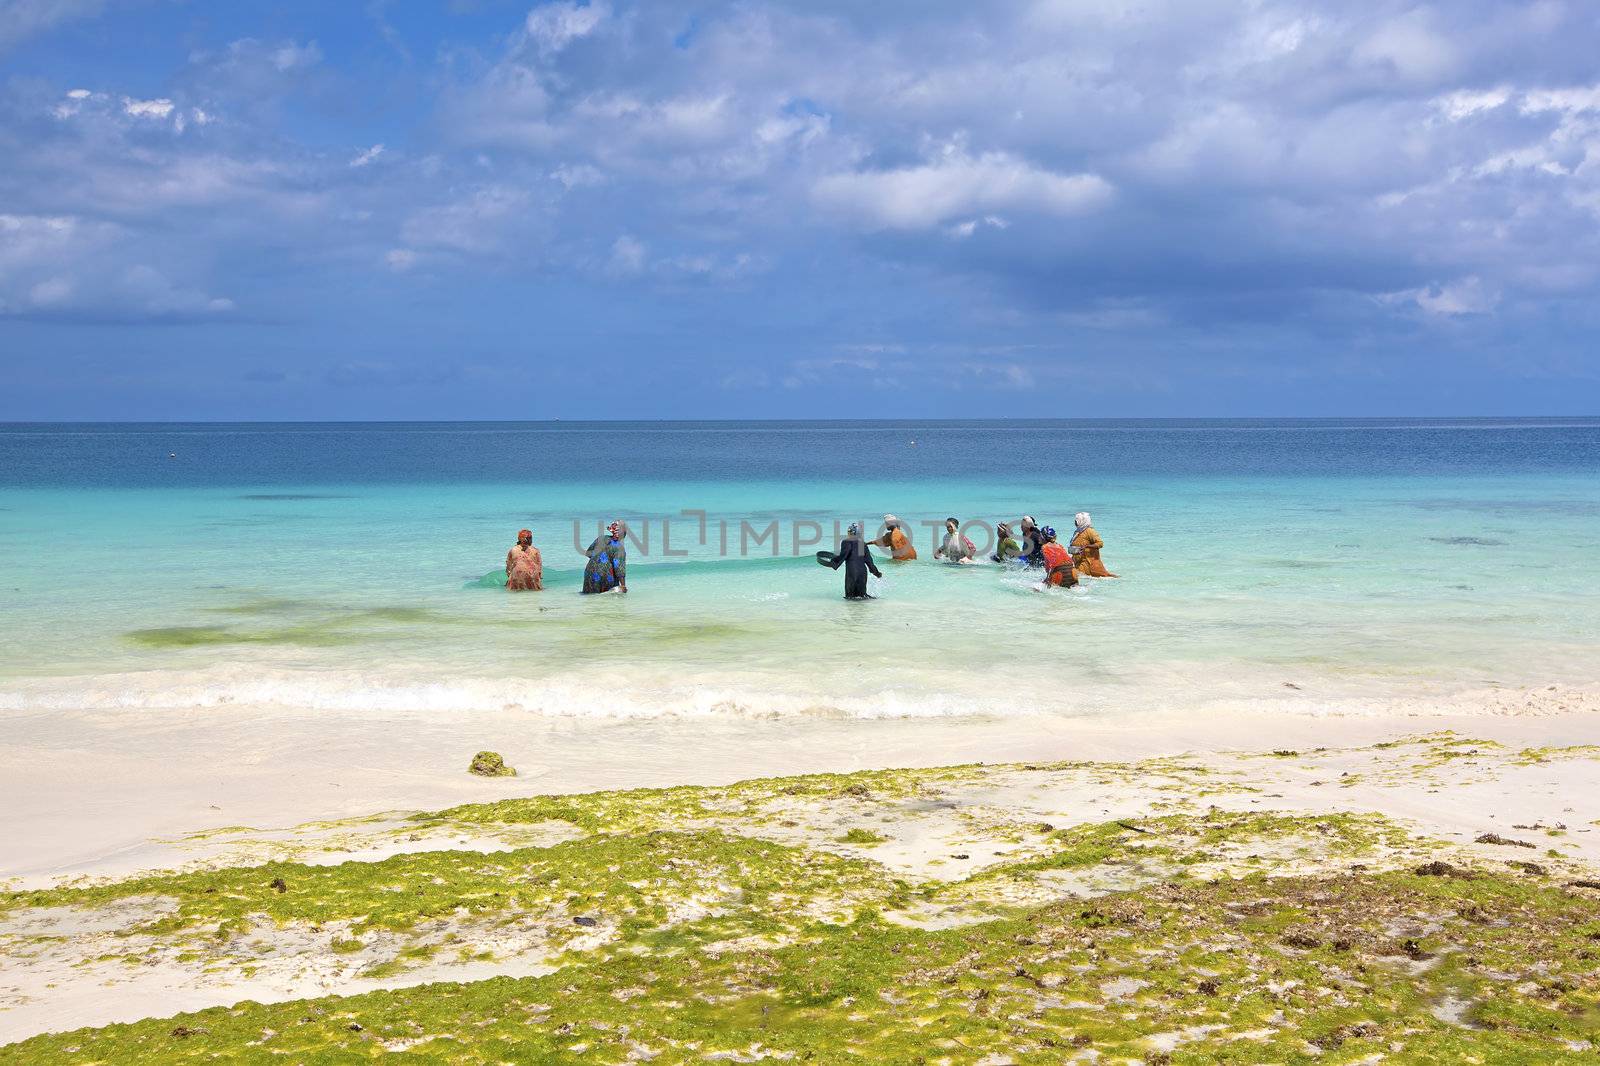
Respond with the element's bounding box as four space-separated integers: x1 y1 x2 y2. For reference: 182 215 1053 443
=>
1017 515 1047 568
1068 512 1117 578
872 514 918 561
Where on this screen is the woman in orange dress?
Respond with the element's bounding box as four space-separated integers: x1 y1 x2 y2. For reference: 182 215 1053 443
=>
1039 527 1078 588
1068 512 1117 578
506 528 543 591
873 514 918 561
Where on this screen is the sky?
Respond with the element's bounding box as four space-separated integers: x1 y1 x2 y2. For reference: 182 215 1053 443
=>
1 0 1598 420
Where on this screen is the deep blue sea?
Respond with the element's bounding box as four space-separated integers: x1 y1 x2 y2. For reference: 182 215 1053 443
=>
2 419 1597 720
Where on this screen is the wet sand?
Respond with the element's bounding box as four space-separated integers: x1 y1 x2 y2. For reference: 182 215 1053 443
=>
4 695 1598 887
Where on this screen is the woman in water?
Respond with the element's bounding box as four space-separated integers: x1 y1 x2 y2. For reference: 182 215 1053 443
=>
991 522 1022 564
873 514 918 561
506 528 543 591
1018 515 1047 568
581 521 628 594
1039 527 1079 588
934 517 976 563
1069 512 1117 577
828 523 883 599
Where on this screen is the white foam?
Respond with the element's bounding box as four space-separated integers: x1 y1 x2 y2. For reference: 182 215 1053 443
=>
1 664 1596 722
0 668 1027 720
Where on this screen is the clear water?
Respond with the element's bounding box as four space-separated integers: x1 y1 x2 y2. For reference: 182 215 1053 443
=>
2 419 1597 720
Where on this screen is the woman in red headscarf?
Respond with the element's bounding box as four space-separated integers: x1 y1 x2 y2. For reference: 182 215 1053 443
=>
506 529 543 591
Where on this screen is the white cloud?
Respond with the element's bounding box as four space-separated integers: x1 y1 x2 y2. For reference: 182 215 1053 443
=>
349 144 386 168
385 248 418 272
814 145 1112 230
400 186 531 254
52 88 95 119
439 62 556 151
654 250 768 283
1520 85 1600 116
53 88 216 133
755 111 828 150
27 275 74 306
1382 276 1500 316
964 362 1035 390
608 234 646 276
117 264 235 315
1058 299 1164 331
0 213 102 281
718 367 772 390
781 355 885 390
1433 87 1511 122
0 213 233 318
550 163 605 189
271 41 321 71
520 1 608 56
1354 9 1460 84
122 97 175 119
97 155 317 213
651 94 733 143
1448 83 1600 185
946 215 1010 239
574 92 736 146
200 37 323 85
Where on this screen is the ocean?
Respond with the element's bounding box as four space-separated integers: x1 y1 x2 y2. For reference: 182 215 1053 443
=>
2 419 1597 721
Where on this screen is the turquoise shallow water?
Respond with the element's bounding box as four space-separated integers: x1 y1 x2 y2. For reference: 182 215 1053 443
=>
1 420 1597 719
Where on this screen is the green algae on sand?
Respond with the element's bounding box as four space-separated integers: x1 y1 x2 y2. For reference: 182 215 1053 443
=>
6 867 1599 1064
5 743 1600 1064
467 750 516 777
124 623 366 649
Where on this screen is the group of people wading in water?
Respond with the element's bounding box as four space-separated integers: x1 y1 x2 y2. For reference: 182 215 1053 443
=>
504 522 629 595
504 514 1114 600
826 512 1116 600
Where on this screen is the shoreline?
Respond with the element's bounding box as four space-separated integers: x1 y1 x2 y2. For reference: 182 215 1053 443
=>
4 694 1599 888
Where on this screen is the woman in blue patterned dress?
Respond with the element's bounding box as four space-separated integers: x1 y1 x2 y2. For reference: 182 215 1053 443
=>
581 521 628 594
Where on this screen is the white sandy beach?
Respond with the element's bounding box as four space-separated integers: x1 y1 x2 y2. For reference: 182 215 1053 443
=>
5 690 1599 888
4 689 1600 1053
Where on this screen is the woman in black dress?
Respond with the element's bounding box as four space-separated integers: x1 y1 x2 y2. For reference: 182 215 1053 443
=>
828 523 883 599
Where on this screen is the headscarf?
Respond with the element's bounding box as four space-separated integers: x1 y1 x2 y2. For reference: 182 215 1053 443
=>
847 522 861 537
1021 515 1037 529
1040 526 1057 542
607 521 623 539
1075 512 1091 531
517 529 532 543
883 513 900 527
996 522 1011 538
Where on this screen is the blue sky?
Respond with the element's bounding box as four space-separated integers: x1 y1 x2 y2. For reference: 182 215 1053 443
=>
1 0 1598 419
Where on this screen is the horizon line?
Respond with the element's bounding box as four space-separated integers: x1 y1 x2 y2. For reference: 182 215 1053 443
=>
3 414 1600 428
